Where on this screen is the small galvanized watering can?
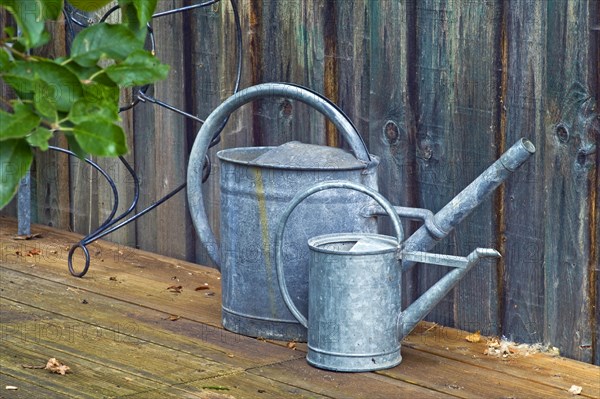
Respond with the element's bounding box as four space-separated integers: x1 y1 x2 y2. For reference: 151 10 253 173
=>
275 181 501 372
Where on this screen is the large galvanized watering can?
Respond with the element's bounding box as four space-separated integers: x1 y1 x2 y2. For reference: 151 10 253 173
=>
187 83 380 340
275 181 501 372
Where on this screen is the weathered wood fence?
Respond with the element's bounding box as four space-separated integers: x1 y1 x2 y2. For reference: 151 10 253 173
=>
2 0 598 365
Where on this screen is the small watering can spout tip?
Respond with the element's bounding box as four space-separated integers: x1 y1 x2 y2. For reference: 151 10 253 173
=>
474 248 502 259
519 138 536 154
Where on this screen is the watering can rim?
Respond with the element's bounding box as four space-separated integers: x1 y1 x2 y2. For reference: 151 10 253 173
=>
308 233 398 256
217 146 379 171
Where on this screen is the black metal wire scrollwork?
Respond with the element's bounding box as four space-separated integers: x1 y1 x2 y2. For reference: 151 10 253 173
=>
57 0 242 277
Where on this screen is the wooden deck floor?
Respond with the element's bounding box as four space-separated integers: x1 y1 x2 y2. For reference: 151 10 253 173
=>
0 217 598 399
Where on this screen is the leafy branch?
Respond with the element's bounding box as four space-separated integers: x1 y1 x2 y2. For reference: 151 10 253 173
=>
0 0 169 208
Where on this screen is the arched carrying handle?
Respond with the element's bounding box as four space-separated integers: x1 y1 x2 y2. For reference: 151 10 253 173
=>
187 83 373 269
274 180 404 328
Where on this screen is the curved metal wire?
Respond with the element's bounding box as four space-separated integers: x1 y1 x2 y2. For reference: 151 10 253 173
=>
58 0 243 277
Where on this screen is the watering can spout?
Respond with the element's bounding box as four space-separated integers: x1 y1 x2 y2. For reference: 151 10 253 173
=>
397 248 501 341
400 138 535 271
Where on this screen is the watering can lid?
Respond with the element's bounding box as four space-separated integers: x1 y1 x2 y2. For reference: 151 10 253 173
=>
250 141 368 170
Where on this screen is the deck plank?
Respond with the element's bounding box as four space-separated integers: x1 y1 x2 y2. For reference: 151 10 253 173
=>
404 323 600 398
0 372 68 399
249 358 455 399
1 218 599 399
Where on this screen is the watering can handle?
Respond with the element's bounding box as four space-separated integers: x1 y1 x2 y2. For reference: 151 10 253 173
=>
274 180 404 328
187 83 373 269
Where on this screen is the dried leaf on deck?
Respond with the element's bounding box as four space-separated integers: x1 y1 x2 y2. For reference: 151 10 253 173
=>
195 285 210 291
168 315 180 321
167 285 183 293
465 330 481 343
287 341 297 350
27 248 42 256
45 358 71 375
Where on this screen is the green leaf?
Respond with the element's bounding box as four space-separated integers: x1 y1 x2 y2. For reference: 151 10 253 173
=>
0 104 41 140
73 119 128 157
0 138 33 209
0 48 10 70
4 26 15 37
65 133 86 159
32 77 58 119
67 0 113 12
105 50 169 87
40 0 64 19
131 0 157 27
70 23 142 67
0 0 59 49
69 98 119 125
2 60 83 112
26 127 53 150
116 0 157 40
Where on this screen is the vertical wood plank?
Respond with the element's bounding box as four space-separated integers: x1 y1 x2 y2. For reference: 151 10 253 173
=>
543 0 598 362
254 0 326 147
368 0 417 308
31 17 70 230
593 0 600 367
449 0 503 336
152 1 194 261
412 0 460 327
335 0 370 149
501 0 546 344
188 1 225 267
188 0 250 266
132 98 157 253
0 8 18 219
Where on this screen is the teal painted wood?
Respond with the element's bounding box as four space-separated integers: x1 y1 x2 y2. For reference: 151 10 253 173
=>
543 0 598 363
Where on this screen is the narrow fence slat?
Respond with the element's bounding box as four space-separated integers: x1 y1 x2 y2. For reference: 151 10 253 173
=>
152 0 195 261
412 0 460 327
367 0 417 310
448 0 503 337
502 0 546 345
254 0 326 147
542 0 598 363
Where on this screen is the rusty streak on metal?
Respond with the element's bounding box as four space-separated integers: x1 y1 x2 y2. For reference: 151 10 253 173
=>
324 1 338 148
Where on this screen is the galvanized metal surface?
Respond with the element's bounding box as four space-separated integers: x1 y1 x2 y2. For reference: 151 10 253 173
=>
218 147 378 340
187 82 374 267
275 180 501 372
274 181 403 371
187 83 379 340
